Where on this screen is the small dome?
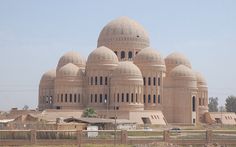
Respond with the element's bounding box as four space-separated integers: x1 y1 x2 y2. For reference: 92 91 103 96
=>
57 51 85 70
57 63 83 78
112 61 142 77
195 71 207 85
134 47 165 71
87 46 119 65
170 65 196 80
165 52 192 73
40 69 56 83
97 16 150 51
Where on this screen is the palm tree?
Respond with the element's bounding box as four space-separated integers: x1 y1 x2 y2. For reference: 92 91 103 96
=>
82 107 97 118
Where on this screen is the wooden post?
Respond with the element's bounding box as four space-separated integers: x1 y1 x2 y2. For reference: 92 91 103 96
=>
77 130 82 147
30 130 36 144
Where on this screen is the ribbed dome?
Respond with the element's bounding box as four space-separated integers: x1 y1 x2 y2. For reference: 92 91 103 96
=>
40 69 56 83
57 63 83 78
112 61 142 77
165 52 192 73
87 46 119 65
170 65 196 80
97 16 150 51
134 47 165 71
57 51 85 70
195 71 207 85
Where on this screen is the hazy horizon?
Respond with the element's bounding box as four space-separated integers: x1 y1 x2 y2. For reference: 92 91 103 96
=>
0 0 236 111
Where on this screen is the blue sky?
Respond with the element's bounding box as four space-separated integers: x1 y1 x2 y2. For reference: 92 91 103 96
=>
0 0 235 110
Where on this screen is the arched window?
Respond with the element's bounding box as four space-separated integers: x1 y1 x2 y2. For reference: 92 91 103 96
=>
148 77 151 86
100 76 103 85
153 77 156 86
61 94 63 102
65 94 68 102
148 95 151 103
153 95 156 103
158 95 161 103
91 77 93 85
122 93 124 102
95 76 98 85
105 77 108 85
131 93 134 103
70 94 72 102
158 77 161 86
100 94 103 103
95 94 97 103
74 94 77 103
128 51 132 59
90 94 93 103
117 93 120 102
126 93 129 102
192 96 196 112
78 94 80 103
121 51 125 59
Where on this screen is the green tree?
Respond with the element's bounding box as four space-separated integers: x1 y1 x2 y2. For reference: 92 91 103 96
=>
225 95 236 112
82 107 97 118
208 97 218 112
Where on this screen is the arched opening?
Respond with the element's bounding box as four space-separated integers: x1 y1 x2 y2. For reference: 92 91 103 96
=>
121 51 125 59
192 96 196 112
128 51 132 59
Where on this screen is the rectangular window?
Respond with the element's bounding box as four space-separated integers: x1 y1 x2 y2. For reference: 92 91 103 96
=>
143 77 146 85
148 77 151 86
199 98 201 105
158 95 161 104
158 77 161 86
91 77 93 85
122 93 124 102
78 94 80 103
100 76 103 85
192 96 196 112
153 77 156 86
100 94 103 103
153 95 156 103
105 77 108 85
126 93 129 102
136 93 138 102
95 77 98 85
143 95 146 103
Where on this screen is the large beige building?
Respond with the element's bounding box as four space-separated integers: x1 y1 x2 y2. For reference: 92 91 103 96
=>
38 17 208 125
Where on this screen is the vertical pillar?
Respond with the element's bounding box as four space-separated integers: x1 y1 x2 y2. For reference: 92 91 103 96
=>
163 130 169 142
77 130 82 147
206 130 212 143
121 130 127 144
30 130 36 144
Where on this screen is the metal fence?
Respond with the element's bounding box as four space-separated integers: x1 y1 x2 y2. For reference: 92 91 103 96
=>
0 129 236 146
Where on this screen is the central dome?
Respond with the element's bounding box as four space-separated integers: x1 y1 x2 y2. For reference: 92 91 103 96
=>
97 17 150 60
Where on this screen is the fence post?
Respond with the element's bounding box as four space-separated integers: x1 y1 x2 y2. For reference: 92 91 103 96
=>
30 129 36 144
121 130 127 144
206 130 212 143
77 130 82 147
163 130 169 142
